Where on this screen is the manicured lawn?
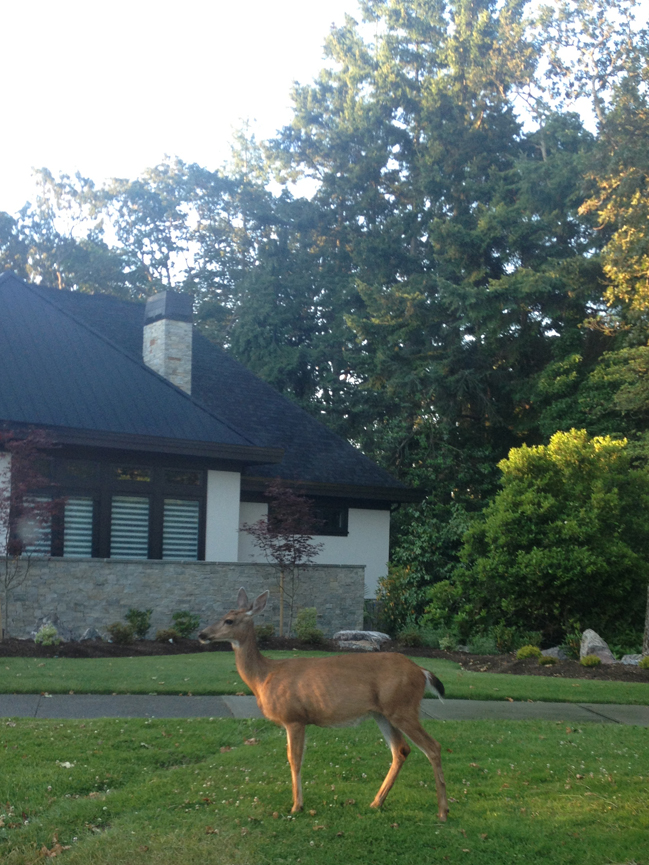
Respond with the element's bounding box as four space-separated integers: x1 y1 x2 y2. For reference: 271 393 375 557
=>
1 652 648 704
1 717 647 865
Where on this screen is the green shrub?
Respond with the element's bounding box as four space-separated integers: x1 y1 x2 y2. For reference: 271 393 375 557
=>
398 626 423 648
255 623 275 641
155 628 180 642
516 644 543 660
561 622 582 659
492 622 518 653
467 633 499 655
607 629 643 659
580 654 602 667
421 580 461 628
125 608 152 639
106 622 135 644
539 655 557 666
377 564 427 634
439 633 458 652
34 624 61 646
638 656 649 670
294 608 324 644
172 611 200 639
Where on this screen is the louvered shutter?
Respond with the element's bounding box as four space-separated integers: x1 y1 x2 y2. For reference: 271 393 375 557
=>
110 496 150 558
63 497 94 558
162 499 199 560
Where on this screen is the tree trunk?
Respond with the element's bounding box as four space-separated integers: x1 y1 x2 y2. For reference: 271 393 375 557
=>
279 570 285 637
642 585 649 657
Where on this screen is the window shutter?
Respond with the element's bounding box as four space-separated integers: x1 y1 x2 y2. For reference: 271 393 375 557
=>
21 496 52 556
110 496 150 558
64 497 94 558
163 499 199 560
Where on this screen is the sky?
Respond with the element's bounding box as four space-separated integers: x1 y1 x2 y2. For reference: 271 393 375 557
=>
0 0 362 215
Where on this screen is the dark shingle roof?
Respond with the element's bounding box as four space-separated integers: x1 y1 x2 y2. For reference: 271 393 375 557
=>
0 273 412 497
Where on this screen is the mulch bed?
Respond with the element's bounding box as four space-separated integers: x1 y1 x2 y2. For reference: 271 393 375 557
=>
1 636 647 684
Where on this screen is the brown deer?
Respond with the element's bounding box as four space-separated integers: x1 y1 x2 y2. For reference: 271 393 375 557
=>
198 588 449 820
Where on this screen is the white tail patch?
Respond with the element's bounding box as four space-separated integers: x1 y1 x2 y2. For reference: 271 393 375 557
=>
423 669 445 703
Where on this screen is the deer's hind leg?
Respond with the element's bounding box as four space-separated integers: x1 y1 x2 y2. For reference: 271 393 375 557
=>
285 722 306 813
395 716 448 821
369 713 411 809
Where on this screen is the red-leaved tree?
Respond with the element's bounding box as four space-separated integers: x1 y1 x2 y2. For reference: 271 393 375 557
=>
0 430 58 639
241 479 324 636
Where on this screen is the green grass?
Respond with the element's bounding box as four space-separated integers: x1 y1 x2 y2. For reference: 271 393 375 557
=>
1 717 647 864
1 652 648 704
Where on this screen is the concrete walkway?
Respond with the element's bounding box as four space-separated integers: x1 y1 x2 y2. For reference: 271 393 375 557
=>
1 694 648 726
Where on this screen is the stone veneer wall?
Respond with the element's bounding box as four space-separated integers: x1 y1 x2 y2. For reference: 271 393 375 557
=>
2 559 364 640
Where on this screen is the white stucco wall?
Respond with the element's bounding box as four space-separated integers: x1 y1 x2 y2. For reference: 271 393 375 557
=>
205 470 241 562
238 501 390 598
0 452 10 557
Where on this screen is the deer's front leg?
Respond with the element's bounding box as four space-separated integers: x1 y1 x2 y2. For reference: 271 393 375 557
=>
285 723 306 813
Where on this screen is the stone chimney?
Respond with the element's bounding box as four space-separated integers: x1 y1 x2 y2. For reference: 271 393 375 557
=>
143 291 193 394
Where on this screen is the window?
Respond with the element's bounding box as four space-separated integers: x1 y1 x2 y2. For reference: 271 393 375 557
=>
29 459 206 560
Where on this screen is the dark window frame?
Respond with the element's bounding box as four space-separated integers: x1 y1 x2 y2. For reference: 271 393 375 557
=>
42 458 207 560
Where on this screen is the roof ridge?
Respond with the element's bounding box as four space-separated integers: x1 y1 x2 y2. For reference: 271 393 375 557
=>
10 275 261 449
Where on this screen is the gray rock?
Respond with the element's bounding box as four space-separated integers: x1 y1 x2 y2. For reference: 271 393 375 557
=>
541 646 568 660
333 629 390 643
336 640 378 652
620 654 642 666
580 629 617 664
80 627 104 642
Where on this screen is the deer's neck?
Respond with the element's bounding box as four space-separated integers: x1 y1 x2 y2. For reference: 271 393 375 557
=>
231 632 275 696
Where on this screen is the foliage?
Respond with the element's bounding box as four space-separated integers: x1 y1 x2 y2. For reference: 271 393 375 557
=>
242 479 323 635
639 656 649 670
125 608 152 640
254 623 275 641
466 633 500 655
516 645 543 660
33 624 60 646
294 608 324 644
376 565 428 634
457 430 649 642
561 621 583 660
438 634 458 652
155 628 180 643
538 655 557 666
171 611 201 639
581 654 602 667
106 623 135 645
396 626 423 648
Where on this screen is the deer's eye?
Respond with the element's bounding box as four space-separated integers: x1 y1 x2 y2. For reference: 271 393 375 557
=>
224 619 234 625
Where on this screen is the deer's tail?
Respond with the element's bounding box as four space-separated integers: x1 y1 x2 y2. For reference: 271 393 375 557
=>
422 668 445 703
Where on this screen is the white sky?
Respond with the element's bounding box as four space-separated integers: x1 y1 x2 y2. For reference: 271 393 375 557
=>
0 0 361 215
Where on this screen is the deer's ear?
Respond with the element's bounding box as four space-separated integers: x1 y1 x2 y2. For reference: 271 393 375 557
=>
237 587 250 610
247 590 269 617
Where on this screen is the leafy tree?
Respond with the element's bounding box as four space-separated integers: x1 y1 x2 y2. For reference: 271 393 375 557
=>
457 429 649 642
241 480 324 635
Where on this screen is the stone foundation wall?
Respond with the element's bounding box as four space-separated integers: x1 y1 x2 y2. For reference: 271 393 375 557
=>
1 558 365 640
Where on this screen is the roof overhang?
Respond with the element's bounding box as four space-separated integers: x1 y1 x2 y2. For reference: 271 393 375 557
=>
1 422 284 466
241 475 425 504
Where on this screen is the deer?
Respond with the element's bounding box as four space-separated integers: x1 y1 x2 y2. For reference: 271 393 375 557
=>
198 588 449 821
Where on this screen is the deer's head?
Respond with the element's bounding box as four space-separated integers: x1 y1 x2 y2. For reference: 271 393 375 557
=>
198 588 269 646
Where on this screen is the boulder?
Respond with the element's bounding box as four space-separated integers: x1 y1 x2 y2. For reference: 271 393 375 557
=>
620 654 642 666
580 629 616 664
335 640 378 652
333 630 391 651
541 646 568 660
80 627 104 642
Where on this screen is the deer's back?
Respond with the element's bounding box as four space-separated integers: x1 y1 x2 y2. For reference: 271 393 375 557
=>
256 651 428 726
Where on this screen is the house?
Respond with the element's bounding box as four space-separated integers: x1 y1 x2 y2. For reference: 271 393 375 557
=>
0 272 419 637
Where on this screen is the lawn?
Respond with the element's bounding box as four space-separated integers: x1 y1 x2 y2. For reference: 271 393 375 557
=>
1 652 648 704
1 717 647 865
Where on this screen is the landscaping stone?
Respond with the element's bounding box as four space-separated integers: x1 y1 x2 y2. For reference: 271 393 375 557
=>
621 654 642 666
580 629 616 664
80 627 104 642
333 630 390 651
541 646 568 660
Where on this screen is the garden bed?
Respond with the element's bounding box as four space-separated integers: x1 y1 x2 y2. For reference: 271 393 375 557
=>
1 636 647 683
